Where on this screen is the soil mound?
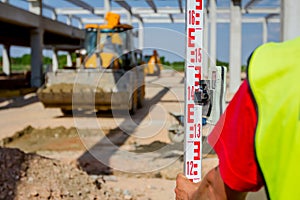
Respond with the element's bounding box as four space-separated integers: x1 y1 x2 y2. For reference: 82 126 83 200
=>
0 147 132 200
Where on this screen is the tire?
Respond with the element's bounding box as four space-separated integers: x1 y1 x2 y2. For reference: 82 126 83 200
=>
137 85 145 108
168 124 184 143
61 108 72 116
168 131 184 143
129 91 138 115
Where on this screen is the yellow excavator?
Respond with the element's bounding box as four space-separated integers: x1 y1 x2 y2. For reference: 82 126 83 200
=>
38 12 145 114
143 50 163 76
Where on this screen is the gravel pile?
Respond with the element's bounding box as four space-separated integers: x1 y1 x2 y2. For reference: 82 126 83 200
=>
0 147 135 200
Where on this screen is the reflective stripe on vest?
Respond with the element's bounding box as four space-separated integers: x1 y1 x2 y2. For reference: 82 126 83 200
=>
248 37 300 200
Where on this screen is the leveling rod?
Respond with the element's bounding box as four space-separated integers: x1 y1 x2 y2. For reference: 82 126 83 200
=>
184 0 204 183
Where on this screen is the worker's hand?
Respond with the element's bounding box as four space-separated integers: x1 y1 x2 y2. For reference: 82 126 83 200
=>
175 173 200 200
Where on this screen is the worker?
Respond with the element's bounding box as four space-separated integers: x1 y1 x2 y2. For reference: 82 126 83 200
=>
146 50 162 76
175 37 300 200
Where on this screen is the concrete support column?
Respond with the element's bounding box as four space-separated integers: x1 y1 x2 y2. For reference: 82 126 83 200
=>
281 0 300 41
104 0 111 13
209 0 217 67
229 0 242 94
66 15 72 25
262 18 268 43
66 52 72 67
127 11 132 25
30 28 44 87
28 0 42 15
78 20 83 29
52 49 58 72
203 9 209 78
2 44 11 75
138 20 144 50
52 11 57 20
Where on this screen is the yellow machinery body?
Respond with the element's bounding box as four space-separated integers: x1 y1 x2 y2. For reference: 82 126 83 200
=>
143 50 163 75
38 12 145 114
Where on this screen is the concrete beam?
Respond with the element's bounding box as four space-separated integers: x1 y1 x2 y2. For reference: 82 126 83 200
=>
42 18 84 39
217 7 280 14
82 16 280 25
55 6 279 16
142 18 172 23
55 7 125 15
42 3 56 12
0 2 39 27
81 18 106 24
70 15 83 29
2 44 11 75
113 0 132 15
104 0 111 13
28 0 42 15
244 0 261 11
44 44 83 51
203 10 209 78
55 8 92 15
215 17 280 23
138 13 169 18
65 0 94 14
30 28 43 87
178 0 183 13
146 0 157 13
229 0 242 94
281 0 300 41
133 14 143 23
173 18 185 23
82 17 175 24
209 0 217 67
169 14 174 23
0 3 84 39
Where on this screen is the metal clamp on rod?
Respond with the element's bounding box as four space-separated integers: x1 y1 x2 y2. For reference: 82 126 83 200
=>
194 80 210 106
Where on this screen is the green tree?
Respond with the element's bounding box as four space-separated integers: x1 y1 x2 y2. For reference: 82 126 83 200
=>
58 53 76 68
58 55 67 69
21 54 31 65
43 56 52 65
160 56 171 67
216 59 229 70
171 61 185 72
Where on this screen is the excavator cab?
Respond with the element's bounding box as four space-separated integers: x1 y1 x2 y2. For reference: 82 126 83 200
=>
84 26 97 56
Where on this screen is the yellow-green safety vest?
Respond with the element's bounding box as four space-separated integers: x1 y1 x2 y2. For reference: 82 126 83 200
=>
248 37 300 200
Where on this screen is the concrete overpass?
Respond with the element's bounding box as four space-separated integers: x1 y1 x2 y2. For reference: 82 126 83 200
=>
0 1 85 87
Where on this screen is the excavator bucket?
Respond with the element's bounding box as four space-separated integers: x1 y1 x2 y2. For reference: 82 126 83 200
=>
37 68 140 112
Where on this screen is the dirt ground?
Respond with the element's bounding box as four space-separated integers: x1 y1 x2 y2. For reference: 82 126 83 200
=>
0 70 266 200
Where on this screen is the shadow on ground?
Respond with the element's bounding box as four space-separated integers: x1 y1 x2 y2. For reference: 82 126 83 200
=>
77 87 170 175
0 94 39 110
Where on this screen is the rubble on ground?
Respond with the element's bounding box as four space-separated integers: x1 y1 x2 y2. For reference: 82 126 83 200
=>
0 147 135 200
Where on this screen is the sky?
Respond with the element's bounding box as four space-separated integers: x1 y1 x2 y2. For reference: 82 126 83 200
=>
0 0 281 65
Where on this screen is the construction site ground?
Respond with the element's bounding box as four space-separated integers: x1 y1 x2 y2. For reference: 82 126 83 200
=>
0 70 266 199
